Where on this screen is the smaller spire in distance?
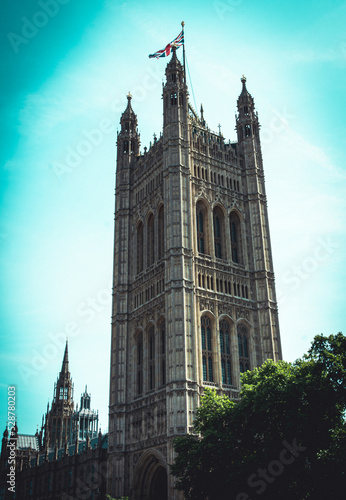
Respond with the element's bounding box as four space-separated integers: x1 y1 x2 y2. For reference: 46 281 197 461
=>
61 339 69 375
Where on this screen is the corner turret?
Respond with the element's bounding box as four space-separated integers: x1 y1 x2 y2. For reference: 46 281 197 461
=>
117 93 140 166
236 75 260 151
163 45 188 130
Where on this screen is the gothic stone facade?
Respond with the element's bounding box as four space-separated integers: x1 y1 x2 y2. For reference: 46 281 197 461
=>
108 47 282 500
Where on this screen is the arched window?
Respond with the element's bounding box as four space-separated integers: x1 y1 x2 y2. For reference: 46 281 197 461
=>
245 124 251 137
148 326 155 390
201 316 213 382
123 140 129 153
158 206 164 260
196 202 208 254
230 212 242 264
147 213 155 267
219 320 232 385
137 222 144 274
213 207 224 259
237 324 250 373
136 332 143 395
159 319 166 386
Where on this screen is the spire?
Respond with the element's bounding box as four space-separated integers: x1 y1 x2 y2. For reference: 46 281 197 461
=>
118 92 140 160
61 339 69 375
236 75 261 156
122 92 136 120
165 44 184 77
240 75 248 95
171 43 178 61
237 74 255 114
163 41 188 130
1 427 8 456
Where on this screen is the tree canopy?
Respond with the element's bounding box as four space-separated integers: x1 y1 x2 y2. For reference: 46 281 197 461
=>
171 333 346 500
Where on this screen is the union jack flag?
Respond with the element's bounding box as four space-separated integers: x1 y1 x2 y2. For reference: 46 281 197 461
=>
149 30 184 59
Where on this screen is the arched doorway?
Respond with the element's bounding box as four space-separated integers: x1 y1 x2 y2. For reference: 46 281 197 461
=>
133 449 169 500
150 466 168 500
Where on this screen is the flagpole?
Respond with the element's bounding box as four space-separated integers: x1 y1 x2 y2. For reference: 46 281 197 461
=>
181 20 186 84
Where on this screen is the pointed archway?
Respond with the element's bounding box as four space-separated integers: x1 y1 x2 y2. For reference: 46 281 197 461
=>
150 465 168 500
133 449 168 500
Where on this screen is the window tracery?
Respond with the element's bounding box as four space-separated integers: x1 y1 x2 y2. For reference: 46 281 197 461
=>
201 316 213 382
237 323 250 373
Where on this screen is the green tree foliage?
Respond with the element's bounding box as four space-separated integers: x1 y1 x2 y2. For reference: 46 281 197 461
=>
171 333 346 500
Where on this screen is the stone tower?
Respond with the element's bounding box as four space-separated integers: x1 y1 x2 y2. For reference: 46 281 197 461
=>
108 47 282 500
70 386 99 443
43 340 74 449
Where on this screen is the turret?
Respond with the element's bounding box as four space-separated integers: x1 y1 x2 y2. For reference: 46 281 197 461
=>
117 93 140 168
80 385 91 410
236 75 261 158
1 427 8 457
162 45 188 130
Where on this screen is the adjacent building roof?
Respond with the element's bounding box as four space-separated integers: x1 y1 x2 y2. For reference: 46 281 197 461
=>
17 434 40 451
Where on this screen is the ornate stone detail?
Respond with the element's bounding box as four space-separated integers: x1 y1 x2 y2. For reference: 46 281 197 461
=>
236 307 250 320
218 302 233 318
199 299 215 313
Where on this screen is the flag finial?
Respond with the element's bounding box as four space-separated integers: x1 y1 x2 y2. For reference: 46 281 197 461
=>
181 20 185 28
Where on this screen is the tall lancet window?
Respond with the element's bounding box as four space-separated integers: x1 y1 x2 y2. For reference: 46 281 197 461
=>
196 202 208 254
201 316 213 382
147 213 155 267
159 319 166 386
213 207 224 259
148 326 155 390
136 332 143 395
219 320 232 385
230 212 242 264
170 92 177 105
158 206 164 260
237 324 250 373
137 222 144 274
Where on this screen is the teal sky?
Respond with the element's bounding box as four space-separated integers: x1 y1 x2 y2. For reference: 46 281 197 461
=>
1 0 346 434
